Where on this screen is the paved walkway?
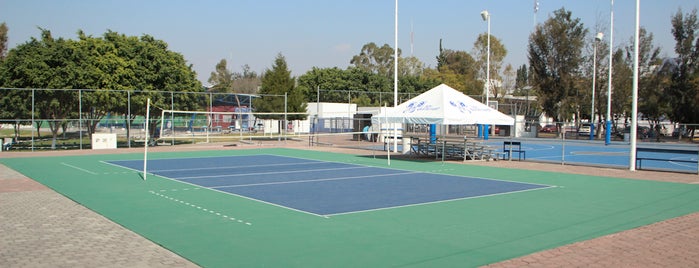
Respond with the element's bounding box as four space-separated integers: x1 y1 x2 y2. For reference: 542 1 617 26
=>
1 143 698 267
0 164 199 268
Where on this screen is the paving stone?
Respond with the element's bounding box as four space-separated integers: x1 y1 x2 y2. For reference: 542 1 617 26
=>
0 165 199 267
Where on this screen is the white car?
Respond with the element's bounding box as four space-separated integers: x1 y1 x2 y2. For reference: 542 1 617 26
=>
577 123 592 136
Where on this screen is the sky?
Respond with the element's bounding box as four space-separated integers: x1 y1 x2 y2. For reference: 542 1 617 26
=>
2 0 698 85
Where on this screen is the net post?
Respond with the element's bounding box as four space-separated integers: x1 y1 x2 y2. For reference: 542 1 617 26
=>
159 109 166 145
143 98 150 181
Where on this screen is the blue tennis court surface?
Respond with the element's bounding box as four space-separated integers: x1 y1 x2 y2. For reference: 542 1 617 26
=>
483 139 699 173
109 155 552 216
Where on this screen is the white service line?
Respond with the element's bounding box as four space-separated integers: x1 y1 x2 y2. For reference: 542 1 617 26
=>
177 166 373 180
211 171 419 189
150 161 327 173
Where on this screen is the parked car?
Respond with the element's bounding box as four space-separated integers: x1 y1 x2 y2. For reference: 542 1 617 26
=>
672 127 689 138
577 123 592 136
616 126 652 139
540 124 557 133
672 127 698 138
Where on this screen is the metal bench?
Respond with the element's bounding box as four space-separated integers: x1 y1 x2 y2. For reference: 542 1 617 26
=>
503 141 526 160
635 147 699 174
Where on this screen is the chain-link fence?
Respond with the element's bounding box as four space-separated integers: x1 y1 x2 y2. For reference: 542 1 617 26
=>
2 87 698 172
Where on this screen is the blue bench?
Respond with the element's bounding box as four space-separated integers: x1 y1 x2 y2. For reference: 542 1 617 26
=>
636 147 698 173
503 141 526 160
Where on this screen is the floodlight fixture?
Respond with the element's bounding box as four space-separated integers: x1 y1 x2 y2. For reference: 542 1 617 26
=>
480 10 489 21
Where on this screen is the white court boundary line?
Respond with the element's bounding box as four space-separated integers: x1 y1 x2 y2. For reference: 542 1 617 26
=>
60 162 98 175
104 154 559 218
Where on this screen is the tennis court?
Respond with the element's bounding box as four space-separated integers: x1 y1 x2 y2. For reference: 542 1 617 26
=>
372 136 698 173
108 155 551 216
488 138 699 172
2 147 699 267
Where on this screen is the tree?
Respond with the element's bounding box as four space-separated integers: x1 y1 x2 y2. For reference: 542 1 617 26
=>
0 88 32 140
611 48 633 131
207 59 245 109
528 8 588 125
582 32 609 136
514 64 529 90
398 56 424 77
298 67 352 103
502 64 516 95
434 40 483 96
208 59 234 92
0 22 7 60
628 28 665 139
350 42 399 78
0 29 202 148
0 24 29 140
667 8 699 136
232 64 260 94
85 31 202 143
0 30 79 149
254 53 307 122
296 64 432 107
473 33 508 98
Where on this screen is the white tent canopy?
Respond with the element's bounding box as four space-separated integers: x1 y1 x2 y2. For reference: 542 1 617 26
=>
372 84 514 125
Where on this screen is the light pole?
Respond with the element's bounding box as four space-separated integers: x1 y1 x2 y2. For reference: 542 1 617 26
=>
590 32 603 140
480 10 491 107
605 0 615 145
481 10 491 139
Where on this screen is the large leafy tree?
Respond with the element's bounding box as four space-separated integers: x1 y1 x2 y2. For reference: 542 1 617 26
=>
528 8 588 124
298 67 390 105
473 33 508 98
628 28 665 138
580 32 609 136
232 64 260 94
0 29 202 148
611 48 633 130
0 22 7 60
298 67 353 103
0 88 31 140
0 30 79 148
299 41 432 106
0 22 32 140
254 53 307 121
350 42 398 78
667 8 699 135
208 59 234 93
434 39 483 96
208 60 260 108
208 61 260 94
297 58 435 107
100 31 202 143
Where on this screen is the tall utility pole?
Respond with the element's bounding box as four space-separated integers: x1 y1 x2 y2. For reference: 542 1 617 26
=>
605 0 615 145
629 0 640 171
392 0 398 153
481 10 491 107
591 32 604 140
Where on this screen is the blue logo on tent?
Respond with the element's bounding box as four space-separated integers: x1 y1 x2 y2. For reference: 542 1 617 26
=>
450 100 488 114
404 101 439 114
